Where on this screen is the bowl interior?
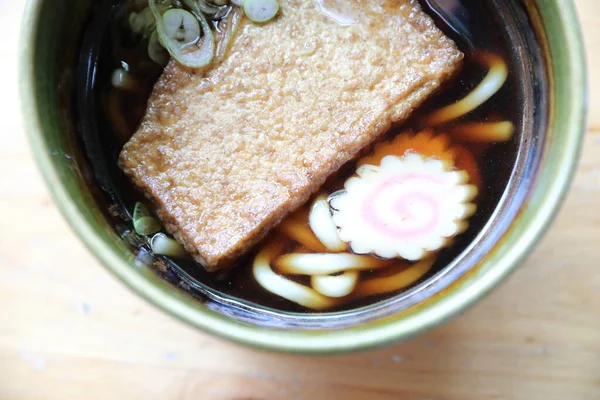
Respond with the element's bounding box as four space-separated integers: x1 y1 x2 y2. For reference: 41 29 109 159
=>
21 0 585 352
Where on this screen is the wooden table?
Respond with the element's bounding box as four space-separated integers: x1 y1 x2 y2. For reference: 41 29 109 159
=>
1 1 599 399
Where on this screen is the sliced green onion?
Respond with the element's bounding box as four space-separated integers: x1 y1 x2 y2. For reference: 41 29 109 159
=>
133 202 162 235
134 216 162 235
149 0 215 68
161 8 201 45
243 0 279 23
151 233 186 258
133 202 151 220
148 30 170 65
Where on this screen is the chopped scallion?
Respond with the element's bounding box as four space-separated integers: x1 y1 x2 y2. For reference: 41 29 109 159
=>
243 0 279 23
133 202 162 235
134 216 162 235
149 0 215 68
161 8 201 45
133 202 151 220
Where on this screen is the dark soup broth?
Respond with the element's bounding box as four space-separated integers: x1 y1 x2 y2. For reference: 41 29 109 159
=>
77 0 525 313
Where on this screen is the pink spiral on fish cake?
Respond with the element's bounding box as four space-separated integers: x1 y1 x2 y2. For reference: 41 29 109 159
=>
361 174 446 240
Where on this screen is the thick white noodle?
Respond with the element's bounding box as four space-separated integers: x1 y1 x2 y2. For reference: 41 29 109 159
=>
450 121 514 143
424 53 508 127
150 233 186 258
279 216 327 252
309 195 347 252
311 271 359 298
252 240 339 310
275 253 391 275
354 257 436 297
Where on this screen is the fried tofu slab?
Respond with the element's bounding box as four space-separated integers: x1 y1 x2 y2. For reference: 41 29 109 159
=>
119 0 463 271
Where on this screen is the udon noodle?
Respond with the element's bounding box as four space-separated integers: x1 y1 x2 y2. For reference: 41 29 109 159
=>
424 52 509 127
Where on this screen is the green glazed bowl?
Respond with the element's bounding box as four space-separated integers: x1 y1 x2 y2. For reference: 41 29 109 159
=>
20 0 586 353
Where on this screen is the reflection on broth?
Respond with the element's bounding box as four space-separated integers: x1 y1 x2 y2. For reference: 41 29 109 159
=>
79 0 521 312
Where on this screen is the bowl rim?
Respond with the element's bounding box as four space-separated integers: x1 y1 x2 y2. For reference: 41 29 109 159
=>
20 0 587 354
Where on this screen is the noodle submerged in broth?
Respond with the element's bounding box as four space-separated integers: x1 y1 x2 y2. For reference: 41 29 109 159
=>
85 0 520 312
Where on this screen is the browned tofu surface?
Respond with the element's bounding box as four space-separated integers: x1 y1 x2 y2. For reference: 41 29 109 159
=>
119 0 463 271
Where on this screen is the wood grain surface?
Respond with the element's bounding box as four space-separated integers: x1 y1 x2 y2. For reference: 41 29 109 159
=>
1 1 599 399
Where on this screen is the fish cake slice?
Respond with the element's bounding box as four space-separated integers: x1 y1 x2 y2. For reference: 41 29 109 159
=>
119 0 463 271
